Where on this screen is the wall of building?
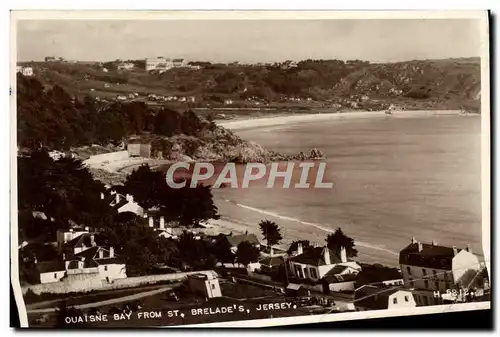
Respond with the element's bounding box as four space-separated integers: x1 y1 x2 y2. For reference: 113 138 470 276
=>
387 291 416 309
98 264 127 282
40 271 66 284
400 263 453 292
23 270 217 295
329 281 355 292
207 279 222 297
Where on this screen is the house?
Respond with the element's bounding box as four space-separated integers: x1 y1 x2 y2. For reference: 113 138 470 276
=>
63 232 97 255
127 143 151 158
44 56 56 62
56 227 90 252
322 272 358 293
102 68 109 73
187 273 222 298
288 244 361 283
354 285 416 311
16 66 33 76
37 260 66 284
117 62 134 70
106 192 145 217
224 99 234 105
145 57 174 71
399 237 481 306
63 245 126 283
355 265 404 288
225 233 261 253
172 58 187 68
116 95 127 101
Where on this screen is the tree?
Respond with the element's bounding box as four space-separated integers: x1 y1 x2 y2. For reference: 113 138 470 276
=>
171 181 220 227
211 234 235 264
259 220 283 247
326 228 358 258
236 241 260 266
287 240 311 255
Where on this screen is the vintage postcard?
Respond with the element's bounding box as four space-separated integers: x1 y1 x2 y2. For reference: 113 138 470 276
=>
10 10 490 328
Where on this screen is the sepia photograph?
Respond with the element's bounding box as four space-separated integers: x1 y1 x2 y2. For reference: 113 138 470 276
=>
10 10 491 328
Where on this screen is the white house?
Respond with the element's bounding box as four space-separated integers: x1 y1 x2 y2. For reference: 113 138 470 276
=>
106 192 145 217
17 66 33 76
187 273 222 298
355 285 416 311
65 246 127 282
63 232 97 255
288 244 361 283
37 261 66 284
56 227 90 252
117 62 134 70
399 237 481 306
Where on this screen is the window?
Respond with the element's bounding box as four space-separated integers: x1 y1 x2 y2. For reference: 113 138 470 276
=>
422 268 427 276
310 268 318 279
434 281 439 290
393 298 398 304
406 266 412 275
404 296 409 302
424 280 429 289
295 265 304 279
211 283 216 290
54 273 57 279
423 297 428 306
104 266 108 271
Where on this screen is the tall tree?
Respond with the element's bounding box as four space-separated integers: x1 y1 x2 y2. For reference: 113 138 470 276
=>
236 241 260 266
326 228 358 258
259 220 283 247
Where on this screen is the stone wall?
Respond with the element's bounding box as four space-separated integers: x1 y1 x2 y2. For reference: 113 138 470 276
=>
23 270 218 295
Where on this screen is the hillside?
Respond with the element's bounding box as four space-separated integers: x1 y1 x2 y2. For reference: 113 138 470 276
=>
20 57 481 113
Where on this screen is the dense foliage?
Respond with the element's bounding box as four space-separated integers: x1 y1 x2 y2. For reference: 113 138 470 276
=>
17 75 207 150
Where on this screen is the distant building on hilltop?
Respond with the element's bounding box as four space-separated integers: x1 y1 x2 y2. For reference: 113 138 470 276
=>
16 65 33 77
117 62 135 70
45 56 56 62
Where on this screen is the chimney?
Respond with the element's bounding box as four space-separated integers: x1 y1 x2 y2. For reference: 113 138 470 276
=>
126 194 130 202
340 246 347 263
323 247 331 265
432 240 437 246
160 216 165 229
98 248 104 259
62 253 66 261
453 246 458 256
69 229 73 233
90 235 96 247
297 243 304 255
149 217 154 228
110 247 114 258
417 242 423 252
270 246 274 257
115 194 120 205
411 237 417 244
465 244 471 253
65 261 70 270
100 192 105 200
84 226 89 232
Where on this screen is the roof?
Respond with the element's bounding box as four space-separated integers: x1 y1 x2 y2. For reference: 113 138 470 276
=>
355 285 404 310
399 242 462 270
356 265 402 285
259 256 285 267
328 265 350 275
65 233 94 248
36 260 65 273
226 234 260 247
74 246 100 260
323 272 358 284
286 283 302 290
290 247 343 266
96 257 125 265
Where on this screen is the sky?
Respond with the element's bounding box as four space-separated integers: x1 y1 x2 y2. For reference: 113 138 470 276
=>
16 19 482 63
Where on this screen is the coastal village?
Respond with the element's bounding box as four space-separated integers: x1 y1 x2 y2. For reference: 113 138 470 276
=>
19 145 490 326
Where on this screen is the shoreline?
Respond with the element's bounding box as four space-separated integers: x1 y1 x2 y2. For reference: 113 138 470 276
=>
217 109 468 130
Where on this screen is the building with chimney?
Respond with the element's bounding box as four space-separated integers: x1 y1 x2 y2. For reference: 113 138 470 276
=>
287 244 361 283
354 285 416 311
399 237 481 306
